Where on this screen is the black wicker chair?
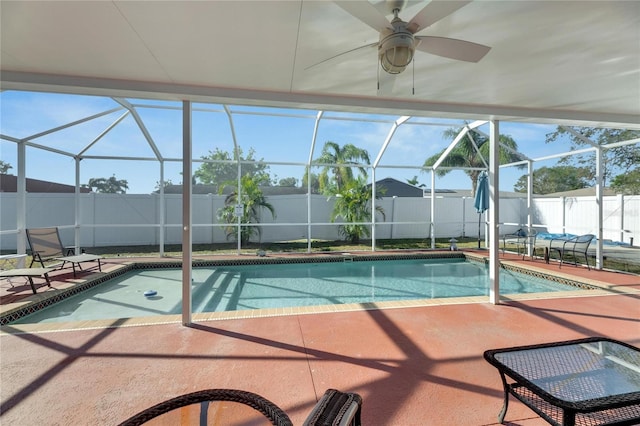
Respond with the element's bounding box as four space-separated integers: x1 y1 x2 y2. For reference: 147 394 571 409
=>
549 234 595 270
118 388 362 426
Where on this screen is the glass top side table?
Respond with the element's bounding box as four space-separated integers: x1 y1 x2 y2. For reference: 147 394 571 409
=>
484 337 640 426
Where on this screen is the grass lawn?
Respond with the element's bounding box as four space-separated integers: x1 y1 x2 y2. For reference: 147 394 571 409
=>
46 237 639 275
86 237 476 257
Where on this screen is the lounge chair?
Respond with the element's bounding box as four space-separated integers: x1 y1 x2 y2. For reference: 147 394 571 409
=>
26 227 102 277
0 267 53 294
548 234 595 270
118 388 362 426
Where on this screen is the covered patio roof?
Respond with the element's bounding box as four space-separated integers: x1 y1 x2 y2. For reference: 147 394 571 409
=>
1 1 638 128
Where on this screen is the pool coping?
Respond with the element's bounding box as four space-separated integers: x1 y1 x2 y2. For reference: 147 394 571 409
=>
1 251 633 333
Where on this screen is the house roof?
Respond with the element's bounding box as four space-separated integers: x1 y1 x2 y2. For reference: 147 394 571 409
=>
0 174 91 193
372 177 425 197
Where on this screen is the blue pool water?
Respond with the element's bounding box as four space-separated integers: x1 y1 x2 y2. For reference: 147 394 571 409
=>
14 258 583 323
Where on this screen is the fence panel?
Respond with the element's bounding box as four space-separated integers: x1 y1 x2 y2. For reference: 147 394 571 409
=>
531 195 639 244
613 195 639 245
1 192 637 250
90 193 159 246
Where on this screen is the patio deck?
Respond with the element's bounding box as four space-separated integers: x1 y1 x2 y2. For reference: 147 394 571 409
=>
1 251 639 425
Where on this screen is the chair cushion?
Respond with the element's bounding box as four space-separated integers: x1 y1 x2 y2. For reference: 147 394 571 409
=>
303 388 362 426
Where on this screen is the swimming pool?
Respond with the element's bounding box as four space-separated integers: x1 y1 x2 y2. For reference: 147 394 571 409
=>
12 257 588 324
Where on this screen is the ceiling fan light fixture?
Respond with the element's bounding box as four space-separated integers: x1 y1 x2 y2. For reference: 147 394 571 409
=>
379 32 415 74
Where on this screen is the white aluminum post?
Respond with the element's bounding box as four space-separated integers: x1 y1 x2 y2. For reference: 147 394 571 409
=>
595 147 604 269
159 161 165 257
74 158 81 254
370 116 409 251
461 197 466 238
307 166 312 253
16 141 26 266
308 111 323 253
237 167 242 255
618 194 625 244
527 160 533 256
562 197 566 234
182 101 193 326
371 168 376 251
430 170 435 249
222 106 241 254
391 196 397 240
489 121 500 304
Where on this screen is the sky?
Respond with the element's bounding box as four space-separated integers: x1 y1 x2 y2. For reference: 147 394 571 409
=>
0 90 575 194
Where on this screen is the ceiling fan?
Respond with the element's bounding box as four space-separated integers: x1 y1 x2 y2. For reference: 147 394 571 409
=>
314 0 491 75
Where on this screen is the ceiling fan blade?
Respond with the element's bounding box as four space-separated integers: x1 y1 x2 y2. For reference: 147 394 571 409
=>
415 36 490 62
407 1 472 33
305 42 378 70
334 1 391 32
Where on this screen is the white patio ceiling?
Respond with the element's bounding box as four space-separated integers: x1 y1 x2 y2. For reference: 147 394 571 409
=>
1 0 639 129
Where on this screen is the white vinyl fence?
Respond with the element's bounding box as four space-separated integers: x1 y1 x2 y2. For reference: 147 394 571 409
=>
0 193 638 250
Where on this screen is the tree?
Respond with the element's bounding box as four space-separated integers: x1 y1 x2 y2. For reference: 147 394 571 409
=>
610 170 640 195
0 160 12 174
302 169 321 193
277 177 297 187
514 166 591 194
154 179 174 192
194 147 271 192
314 141 371 195
217 174 276 244
545 127 640 186
88 175 129 194
331 177 385 244
423 127 524 196
406 176 425 187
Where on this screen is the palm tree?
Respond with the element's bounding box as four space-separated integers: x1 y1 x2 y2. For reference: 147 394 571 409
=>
314 141 371 195
406 176 425 188
423 127 524 196
331 177 385 244
217 174 276 244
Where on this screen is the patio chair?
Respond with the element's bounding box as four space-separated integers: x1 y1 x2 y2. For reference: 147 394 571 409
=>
26 227 102 277
501 229 539 260
118 388 362 426
0 267 53 294
548 234 595 270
